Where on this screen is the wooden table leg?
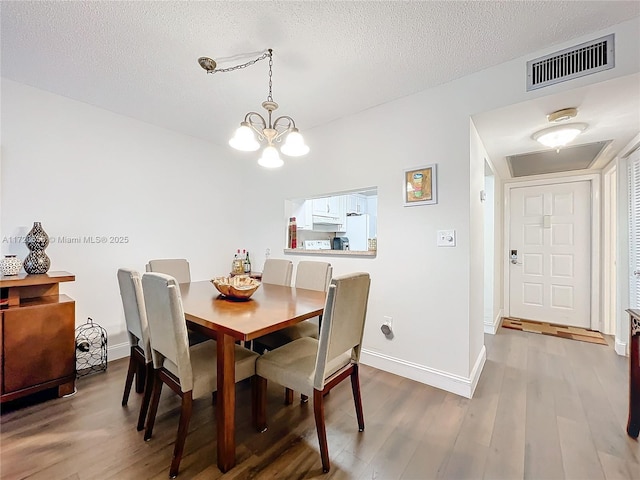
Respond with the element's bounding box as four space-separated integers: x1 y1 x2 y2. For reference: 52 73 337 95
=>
217 333 236 472
628 331 640 438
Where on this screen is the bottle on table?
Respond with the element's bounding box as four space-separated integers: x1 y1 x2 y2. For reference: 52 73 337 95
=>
291 217 297 249
244 251 251 274
232 249 243 275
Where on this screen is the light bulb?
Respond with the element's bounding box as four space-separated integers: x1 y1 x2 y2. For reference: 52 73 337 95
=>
281 128 310 157
257 146 284 168
532 123 587 148
229 123 260 151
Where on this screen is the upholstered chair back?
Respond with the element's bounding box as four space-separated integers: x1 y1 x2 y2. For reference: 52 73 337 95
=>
313 272 370 390
117 268 151 362
146 258 191 284
261 259 293 286
295 261 332 292
142 272 194 393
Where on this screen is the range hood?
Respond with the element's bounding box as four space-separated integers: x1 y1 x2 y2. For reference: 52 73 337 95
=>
312 215 340 225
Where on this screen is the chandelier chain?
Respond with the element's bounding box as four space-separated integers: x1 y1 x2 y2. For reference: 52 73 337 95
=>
267 49 273 102
208 51 270 74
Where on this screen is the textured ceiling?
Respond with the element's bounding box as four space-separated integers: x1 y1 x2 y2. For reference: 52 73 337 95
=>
2 1 639 173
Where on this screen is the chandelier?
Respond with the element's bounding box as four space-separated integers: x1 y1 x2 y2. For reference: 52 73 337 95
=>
198 49 309 168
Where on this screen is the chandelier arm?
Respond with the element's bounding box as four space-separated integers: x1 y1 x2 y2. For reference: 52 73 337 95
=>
271 116 296 141
244 112 268 139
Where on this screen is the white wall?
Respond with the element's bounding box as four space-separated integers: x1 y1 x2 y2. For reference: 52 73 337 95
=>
2 18 637 397
1 80 245 357
474 124 504 336
468 121 487 384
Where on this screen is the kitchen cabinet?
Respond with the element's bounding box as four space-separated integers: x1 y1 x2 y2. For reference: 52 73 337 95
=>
312 197 336 217
311 196 346 228
1 271 76 403
293 200 313 230
347 194 368 214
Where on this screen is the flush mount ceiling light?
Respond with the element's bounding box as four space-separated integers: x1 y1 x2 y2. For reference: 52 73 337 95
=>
532 107 587 149
198 49 308 168
532 123 588 148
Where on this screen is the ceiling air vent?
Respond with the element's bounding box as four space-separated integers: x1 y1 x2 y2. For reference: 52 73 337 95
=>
526 34 614 91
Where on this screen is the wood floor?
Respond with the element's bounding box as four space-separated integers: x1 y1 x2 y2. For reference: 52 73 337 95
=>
1 328 639 479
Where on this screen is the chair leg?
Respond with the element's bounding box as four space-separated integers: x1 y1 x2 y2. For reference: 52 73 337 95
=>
350 364 365 432
137 362 154 431
313 389 330 473
284 388 294 405
122 354 137 406
144 370 163 441
253 376 268 432
135 359 146 394
301 393 309 403
169 392 193 479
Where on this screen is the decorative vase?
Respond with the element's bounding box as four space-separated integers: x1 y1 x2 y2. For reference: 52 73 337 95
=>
1 255 22 276
23 221 51 274
23 251 51 275
25 222 49 250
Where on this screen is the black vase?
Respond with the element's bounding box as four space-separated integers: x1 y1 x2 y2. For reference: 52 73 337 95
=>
25 221 49 250
23 250 51 274
23 222 51 274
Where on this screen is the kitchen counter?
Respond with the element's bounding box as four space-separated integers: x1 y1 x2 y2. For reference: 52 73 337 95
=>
283 248 376 257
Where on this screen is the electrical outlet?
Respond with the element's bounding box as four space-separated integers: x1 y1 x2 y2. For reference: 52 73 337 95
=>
437 230 456 247
381 316 394 338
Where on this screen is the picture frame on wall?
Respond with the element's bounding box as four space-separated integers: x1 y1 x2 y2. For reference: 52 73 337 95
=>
403 164 437 206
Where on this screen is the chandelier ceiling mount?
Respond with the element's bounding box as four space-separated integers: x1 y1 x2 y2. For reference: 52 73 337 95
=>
198 48 308 168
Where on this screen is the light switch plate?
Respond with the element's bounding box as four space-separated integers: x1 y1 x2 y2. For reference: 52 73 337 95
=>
437 229 456 247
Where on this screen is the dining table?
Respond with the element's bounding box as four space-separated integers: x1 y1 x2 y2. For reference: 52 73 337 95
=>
178 279 326 472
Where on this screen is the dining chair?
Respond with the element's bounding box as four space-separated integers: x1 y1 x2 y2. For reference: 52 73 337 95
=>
254 261 332 402
146 258 191 284
260 258 293 286
146 258 210 346
254 272 371 473
141 272 259 478
117 268 154 432
251 258 293 356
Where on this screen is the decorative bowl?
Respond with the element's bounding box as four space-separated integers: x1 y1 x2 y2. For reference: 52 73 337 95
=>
211 275 261 300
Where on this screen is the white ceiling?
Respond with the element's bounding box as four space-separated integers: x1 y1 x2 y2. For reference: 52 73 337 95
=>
2 1 639 177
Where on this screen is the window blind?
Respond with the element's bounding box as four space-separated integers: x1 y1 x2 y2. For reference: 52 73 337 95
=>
629 151 640 309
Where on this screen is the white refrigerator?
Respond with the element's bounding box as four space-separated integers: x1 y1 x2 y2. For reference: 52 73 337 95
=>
344 214 370 251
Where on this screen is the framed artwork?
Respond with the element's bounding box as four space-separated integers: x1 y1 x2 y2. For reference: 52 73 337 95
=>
403 164 437 206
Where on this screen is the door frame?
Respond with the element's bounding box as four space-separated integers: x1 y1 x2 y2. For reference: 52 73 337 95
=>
503 172 601 331
603 162 617 335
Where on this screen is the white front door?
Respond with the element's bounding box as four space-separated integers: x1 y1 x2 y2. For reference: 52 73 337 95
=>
509 180 591 328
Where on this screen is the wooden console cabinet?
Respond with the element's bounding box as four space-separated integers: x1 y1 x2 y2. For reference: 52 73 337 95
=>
627 308 640 438
1 271 76 403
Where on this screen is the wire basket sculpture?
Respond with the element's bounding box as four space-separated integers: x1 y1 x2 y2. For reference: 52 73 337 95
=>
75 317 107 377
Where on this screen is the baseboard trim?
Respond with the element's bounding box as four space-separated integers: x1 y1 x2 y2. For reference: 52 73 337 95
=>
360 346 486 399
108 341 130 361
615 338 627 356
484 309 504 335
469 345 487 397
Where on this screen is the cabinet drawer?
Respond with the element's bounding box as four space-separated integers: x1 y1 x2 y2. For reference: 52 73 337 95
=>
2 300 75 394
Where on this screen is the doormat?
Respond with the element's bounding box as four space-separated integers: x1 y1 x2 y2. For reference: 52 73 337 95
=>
502 317 607 345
